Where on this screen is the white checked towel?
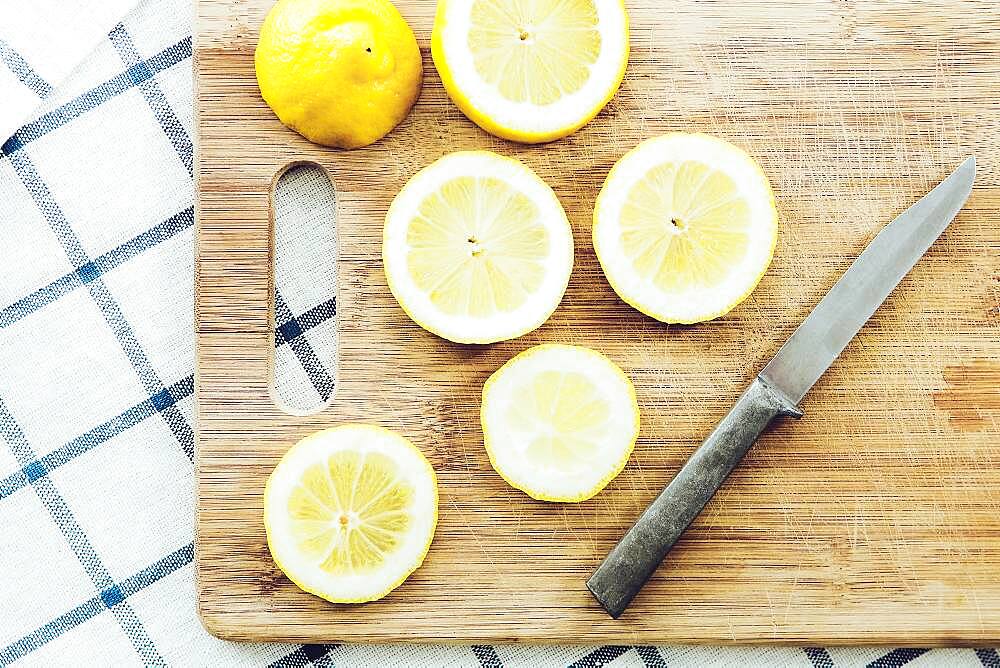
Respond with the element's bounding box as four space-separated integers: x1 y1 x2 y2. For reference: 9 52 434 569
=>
0 0 997 666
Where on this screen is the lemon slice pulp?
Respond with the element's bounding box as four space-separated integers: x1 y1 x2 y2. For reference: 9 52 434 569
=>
594 133 779 323
383 151 573 344
432 0 629 143
264 425 437 603
481 344 640 502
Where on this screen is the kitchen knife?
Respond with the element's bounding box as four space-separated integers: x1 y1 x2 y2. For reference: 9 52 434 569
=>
587 157 976 619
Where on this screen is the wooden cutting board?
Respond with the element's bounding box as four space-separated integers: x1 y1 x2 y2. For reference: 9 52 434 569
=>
195 0 1000 644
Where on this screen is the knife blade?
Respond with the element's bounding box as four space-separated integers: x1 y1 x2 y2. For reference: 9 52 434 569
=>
586 157 976 619
760 156 977 404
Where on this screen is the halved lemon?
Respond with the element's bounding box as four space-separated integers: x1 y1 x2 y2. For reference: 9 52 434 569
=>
481 344 640 502
383 151 574 344
432 0 630 143
255 0 422 149
263 424 438 603
593 133 779 323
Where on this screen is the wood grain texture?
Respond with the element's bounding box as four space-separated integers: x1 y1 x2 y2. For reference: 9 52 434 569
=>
195 0 1000 644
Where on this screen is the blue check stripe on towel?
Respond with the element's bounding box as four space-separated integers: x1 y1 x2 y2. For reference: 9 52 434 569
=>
0 398 162 665
0 207 193 329
0 29 196 664
0 39 53 99
7 149 197 461
0 37 191 158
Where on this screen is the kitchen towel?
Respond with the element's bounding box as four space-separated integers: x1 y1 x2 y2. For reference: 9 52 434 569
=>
0 0 996 666
0 0 140 143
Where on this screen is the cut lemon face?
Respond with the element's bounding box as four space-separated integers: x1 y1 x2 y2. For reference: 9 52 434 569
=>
263 424 438 603
383 151 574 344
432 0 629 143
593 133 779 323
481 344 639 502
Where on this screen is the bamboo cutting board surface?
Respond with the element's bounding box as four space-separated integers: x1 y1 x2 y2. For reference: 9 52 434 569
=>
195 0 1000 644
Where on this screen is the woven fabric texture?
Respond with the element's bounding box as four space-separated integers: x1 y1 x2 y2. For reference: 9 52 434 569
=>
0 0 995 666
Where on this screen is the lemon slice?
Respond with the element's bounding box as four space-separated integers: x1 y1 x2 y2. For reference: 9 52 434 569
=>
593 133 779 323
263 424 438 603
481 344 640 502
432 0 629 143
383 151 574 344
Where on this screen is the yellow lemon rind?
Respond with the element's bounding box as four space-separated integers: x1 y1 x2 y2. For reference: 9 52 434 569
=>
593 132 778 324
263 424 438 604
254 0 423 149
382 151 574 345
431 0 630 144
481 344 640 503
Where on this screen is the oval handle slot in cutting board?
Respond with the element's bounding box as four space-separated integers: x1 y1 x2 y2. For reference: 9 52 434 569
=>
267 161 341 417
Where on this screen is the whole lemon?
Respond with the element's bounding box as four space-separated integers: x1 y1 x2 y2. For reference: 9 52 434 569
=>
255 0 422 149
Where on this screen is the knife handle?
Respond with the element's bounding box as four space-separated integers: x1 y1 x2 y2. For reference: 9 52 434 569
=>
586 377 803 618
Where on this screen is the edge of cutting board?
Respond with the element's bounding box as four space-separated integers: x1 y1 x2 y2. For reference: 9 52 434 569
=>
195 0 1000 644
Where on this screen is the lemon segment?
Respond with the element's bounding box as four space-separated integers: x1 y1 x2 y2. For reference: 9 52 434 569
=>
255 0 422 149
481 344 640 502
264 425 438 603
384 151 574 344
432 0 630 143
594 133 779 323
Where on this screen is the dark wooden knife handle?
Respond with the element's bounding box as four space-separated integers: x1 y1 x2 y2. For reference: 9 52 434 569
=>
586 377 803 618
